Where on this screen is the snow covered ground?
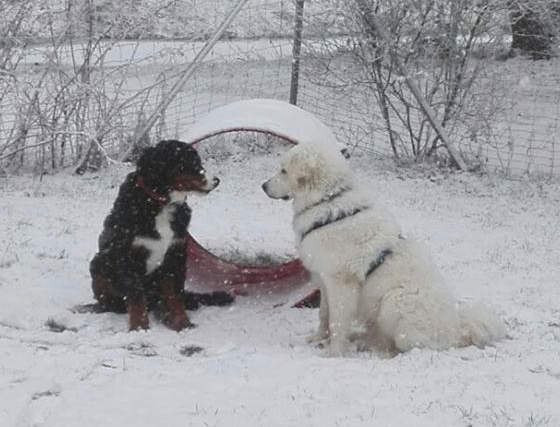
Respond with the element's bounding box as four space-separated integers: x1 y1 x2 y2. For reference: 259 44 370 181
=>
1 146 559 426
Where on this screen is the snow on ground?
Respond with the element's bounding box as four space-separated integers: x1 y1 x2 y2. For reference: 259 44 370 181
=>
1 146 560 427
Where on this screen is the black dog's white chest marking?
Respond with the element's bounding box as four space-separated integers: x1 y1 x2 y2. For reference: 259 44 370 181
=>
133 204 180 274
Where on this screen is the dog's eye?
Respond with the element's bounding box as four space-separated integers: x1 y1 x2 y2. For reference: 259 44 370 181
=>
199 169 205 176
281 169 287 174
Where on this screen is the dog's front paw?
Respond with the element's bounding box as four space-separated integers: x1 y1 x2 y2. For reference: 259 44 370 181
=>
306 329 329 346
326 339 351 358
164 310 195 332
128 299 149 331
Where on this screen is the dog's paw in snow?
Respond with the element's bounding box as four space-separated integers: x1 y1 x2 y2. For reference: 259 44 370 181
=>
306 326 329 343
306 331 329 348
326 340 352 358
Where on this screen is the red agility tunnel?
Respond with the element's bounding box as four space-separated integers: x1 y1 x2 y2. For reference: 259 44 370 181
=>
185 234 309 295
182 99 345 298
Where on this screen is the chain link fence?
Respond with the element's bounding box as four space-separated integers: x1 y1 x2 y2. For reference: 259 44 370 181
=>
0 0 559 178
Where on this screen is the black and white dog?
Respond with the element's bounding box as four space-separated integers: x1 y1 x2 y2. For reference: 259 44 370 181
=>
90 139 232 331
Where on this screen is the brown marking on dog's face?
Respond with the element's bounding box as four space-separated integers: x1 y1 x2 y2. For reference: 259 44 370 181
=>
168 158 220 194
174 175 205 192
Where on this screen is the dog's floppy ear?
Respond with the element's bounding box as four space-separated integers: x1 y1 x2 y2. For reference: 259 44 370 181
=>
296 166 322 190
289 147 322 189
135 145 170 188
297 176 308 188
289 145 351 191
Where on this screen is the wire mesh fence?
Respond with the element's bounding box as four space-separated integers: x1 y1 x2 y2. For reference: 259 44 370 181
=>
0 0 559 178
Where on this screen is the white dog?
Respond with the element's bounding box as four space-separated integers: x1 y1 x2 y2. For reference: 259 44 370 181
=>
262 144 506 356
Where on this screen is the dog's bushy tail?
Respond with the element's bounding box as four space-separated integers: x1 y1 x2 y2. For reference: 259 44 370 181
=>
183 291 234 310
459 303 506 348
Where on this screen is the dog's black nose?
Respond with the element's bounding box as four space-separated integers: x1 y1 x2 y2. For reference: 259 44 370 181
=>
261 182 268 192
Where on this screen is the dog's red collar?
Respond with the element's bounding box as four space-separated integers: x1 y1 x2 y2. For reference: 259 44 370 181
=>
135 176 168 204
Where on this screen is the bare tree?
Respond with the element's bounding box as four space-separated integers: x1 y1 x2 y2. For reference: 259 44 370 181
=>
507 0 559 60
0 0 178 173
304 0 505 167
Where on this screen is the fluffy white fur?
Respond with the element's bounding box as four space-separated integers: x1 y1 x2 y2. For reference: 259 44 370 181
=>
263 144 506 357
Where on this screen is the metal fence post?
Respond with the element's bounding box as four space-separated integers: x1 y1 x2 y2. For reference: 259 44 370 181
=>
289 0 305 105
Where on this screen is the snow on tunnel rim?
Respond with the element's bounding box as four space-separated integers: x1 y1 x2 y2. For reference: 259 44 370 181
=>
182 98 344 150
181 99 345 296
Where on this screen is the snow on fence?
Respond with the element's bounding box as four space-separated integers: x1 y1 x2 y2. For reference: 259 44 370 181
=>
0 0 558 178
